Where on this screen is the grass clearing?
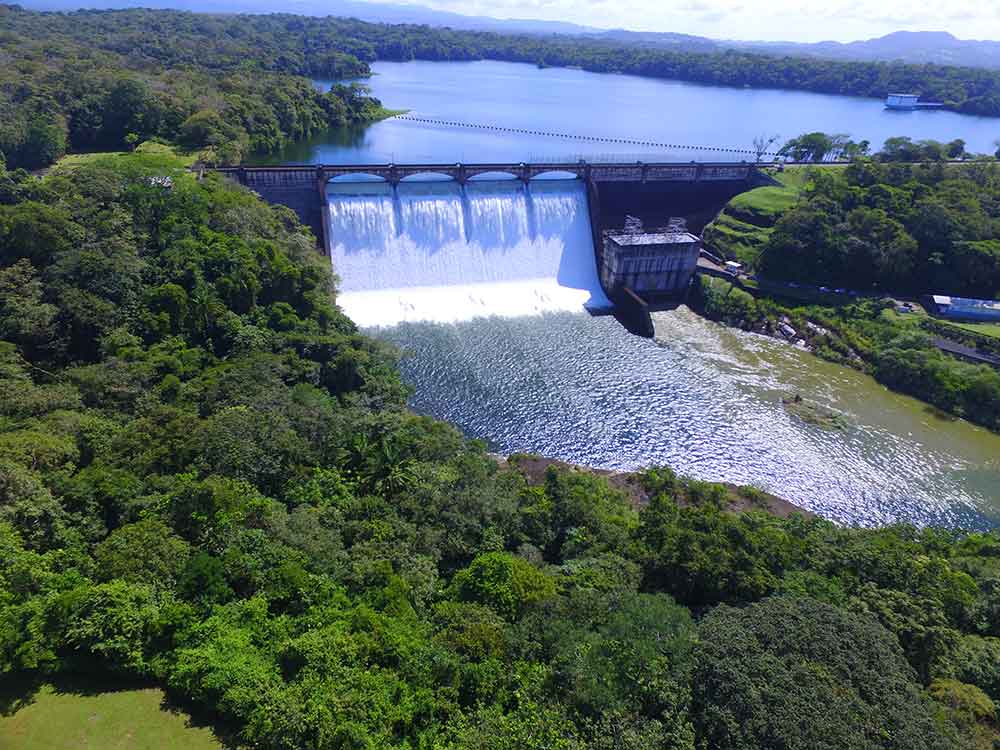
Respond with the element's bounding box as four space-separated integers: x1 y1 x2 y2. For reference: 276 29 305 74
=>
703 213 773 267
949 321 1000 340
0 677 227 750
727 186 800 224
51 142 198 173
702 164 813 268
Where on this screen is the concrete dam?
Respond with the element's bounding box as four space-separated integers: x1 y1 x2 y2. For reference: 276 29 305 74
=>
216 162 766 329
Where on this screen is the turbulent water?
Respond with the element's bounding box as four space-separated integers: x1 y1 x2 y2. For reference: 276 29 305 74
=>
327 177 1000 529
328 177 608 326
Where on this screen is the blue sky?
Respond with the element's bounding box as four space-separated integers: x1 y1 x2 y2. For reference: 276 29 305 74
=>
382 0 998 42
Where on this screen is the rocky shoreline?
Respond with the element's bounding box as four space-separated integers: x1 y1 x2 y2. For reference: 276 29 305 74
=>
688 275 866 367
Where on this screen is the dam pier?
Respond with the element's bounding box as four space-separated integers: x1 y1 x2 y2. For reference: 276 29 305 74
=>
216 160 770 331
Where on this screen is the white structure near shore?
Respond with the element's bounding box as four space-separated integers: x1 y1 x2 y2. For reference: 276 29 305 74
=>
885 93 943 110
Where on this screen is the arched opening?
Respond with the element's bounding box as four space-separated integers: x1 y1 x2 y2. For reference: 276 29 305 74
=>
467 171 520 182
531 170 581 181
400 172 456 182
328 173 387 183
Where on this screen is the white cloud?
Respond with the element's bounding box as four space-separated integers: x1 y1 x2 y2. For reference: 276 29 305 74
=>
402 0 1000 42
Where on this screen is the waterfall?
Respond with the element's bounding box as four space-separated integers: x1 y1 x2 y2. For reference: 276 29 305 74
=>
327 177 610 327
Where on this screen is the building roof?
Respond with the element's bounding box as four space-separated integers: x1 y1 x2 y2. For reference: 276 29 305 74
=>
931 294 1000 317
606 230 700 246
945 296 1000 311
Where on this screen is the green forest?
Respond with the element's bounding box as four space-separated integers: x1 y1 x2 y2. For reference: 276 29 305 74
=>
3 143 1000 750
5 6 1000 746
759 159 1000 297
0 5 385 169
7 3 1000 170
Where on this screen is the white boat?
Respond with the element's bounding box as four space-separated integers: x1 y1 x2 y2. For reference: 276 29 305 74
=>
885 93 942 110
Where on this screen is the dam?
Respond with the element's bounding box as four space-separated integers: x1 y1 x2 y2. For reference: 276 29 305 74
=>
217 160 766 326
212 160 1000 528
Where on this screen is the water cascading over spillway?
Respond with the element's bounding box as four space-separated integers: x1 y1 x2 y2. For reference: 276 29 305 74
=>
326 177 610 326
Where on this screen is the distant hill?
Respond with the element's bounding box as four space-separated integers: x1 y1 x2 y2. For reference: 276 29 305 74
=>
733 31 1000 69
17 0 600 34
17 0 1000 69
590 29 720 54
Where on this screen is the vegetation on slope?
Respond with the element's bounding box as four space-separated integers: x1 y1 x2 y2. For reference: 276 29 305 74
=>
696 280 1000 431
758 160 1000 297
702 169 805 266
696 145 1000 432
2 148 1000 750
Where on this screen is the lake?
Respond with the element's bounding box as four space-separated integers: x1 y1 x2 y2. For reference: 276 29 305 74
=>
266 58 1000 528
254 59 1000 164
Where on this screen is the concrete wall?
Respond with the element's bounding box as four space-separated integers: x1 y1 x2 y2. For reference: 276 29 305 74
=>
594 179 752 235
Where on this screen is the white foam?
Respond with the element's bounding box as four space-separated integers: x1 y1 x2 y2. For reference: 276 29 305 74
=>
339 278 608 328
327 179 610 327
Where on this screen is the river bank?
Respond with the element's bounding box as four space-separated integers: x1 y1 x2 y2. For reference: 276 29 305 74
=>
688 275 1000 434
497 453 815 518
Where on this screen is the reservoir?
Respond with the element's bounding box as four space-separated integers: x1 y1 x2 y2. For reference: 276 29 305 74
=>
257 59 1000 164
274 60 1000 527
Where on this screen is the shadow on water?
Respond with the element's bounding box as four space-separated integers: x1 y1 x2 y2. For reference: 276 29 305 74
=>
924 404 961 423
248 124 371 166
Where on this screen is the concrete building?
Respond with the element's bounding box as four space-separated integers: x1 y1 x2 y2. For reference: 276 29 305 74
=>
926 294 1000 323
601 223 702 299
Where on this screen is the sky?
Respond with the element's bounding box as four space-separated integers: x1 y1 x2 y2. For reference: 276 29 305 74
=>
385 0 1000 43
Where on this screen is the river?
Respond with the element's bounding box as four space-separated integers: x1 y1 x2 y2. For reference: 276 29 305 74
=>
272 59 1000 528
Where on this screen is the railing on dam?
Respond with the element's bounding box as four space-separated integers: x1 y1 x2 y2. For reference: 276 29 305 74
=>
214 161 760 189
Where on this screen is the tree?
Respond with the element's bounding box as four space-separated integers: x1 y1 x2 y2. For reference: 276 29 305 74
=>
692 597 953 750
0 260 59 360
950 241 1000 297
554 592 696 746
19 115 68 169
450 552 556 619
94 518 192 586
928 679 1000 750
178 551 234 606
779 132 836 162
752 134 780 163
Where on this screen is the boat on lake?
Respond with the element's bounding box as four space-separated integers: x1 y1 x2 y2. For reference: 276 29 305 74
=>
885 93 943 110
